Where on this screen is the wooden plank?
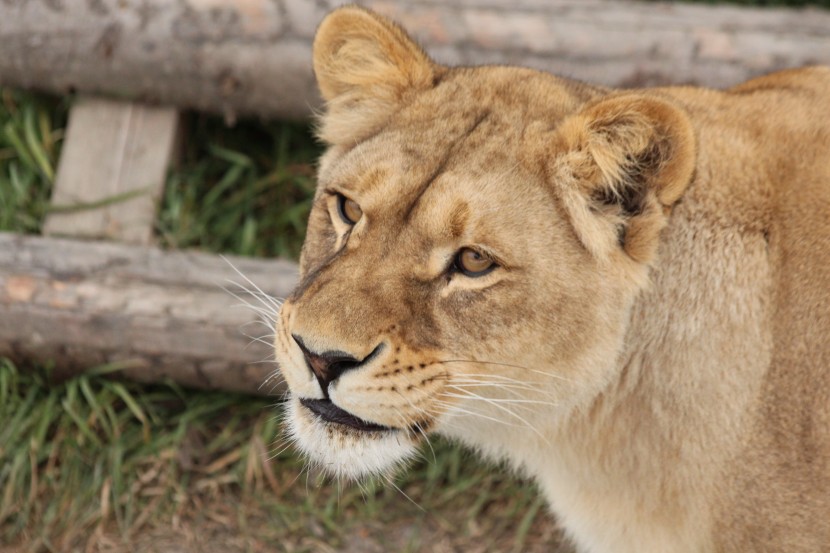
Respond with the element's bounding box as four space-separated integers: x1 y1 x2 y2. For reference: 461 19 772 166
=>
43 98 179 245
0 233 297 396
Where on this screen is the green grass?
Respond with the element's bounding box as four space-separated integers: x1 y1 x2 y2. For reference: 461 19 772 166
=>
156 116 320 259
0 359 279 547
0 90 67 234
0 359 554 552
0 88 320 260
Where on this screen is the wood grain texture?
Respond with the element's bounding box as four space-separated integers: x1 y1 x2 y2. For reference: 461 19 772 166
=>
0 0 827 120
43 98 179 245
0 233 297 395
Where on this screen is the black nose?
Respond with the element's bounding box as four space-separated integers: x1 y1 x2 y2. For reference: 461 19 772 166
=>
292 334 373 395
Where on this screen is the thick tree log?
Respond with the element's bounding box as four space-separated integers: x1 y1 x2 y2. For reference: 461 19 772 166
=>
0 0 828 121
0 233 297 395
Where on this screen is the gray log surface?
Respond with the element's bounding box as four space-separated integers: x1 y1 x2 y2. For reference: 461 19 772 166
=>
1 0 828 121
0 233 297 395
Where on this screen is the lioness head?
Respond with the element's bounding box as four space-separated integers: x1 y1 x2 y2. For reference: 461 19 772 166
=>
275 6 695 479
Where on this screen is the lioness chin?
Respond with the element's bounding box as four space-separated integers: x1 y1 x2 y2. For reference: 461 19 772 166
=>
273 6 830 552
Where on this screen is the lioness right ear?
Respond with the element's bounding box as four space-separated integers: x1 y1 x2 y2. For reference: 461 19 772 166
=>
547 94 696 264
313 6 437 145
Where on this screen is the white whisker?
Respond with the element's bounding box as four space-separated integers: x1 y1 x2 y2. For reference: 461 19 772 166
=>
437 359 573 383
451 379 543 394
434 400 524 428
446 387 559 408
223 287 279 323
441 388 549 443
221 255 285 311
381 473 425 513
458 373 542 385
392 392 437 464
243 333 278 349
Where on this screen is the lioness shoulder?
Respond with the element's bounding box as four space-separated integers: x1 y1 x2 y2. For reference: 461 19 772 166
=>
274 7 830 552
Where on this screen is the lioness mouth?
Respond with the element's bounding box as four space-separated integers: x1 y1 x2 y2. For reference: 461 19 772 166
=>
300 398 392 432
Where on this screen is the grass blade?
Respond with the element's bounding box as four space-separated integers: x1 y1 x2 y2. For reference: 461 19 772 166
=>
23 104 54 182
46 187 150 214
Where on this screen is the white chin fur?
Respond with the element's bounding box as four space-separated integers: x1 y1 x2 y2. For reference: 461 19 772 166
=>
286 396 418 480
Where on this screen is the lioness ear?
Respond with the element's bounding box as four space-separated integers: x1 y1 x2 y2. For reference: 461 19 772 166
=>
313 6 437 145
551 94 696 264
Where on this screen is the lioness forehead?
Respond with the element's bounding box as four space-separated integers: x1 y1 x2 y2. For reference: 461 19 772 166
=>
329 68 581 152
316 67 585 240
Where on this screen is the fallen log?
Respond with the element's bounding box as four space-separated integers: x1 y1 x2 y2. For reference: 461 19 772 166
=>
1 0 828 121
0 233 297 396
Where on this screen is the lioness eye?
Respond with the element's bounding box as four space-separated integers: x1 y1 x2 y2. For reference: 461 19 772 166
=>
454 248 496 277
336 194 363 225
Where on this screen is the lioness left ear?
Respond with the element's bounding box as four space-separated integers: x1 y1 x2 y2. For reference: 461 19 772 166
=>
550 94 696 264
313 6 437 145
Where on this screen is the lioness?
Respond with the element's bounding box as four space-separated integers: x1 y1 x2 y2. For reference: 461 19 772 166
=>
273 6 830 552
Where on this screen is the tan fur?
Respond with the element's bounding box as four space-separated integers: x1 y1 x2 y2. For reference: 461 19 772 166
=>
275 6 830 552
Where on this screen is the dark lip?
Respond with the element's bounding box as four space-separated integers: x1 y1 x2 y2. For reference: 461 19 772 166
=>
300 398 392 432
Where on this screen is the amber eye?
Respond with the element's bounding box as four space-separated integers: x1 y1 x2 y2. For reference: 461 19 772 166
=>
336 194 363 225
454 248 496 277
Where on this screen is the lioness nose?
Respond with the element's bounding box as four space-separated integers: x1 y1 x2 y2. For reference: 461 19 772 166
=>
292 334 367 395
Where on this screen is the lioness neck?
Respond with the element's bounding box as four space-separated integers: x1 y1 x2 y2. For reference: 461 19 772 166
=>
548 206 771 553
